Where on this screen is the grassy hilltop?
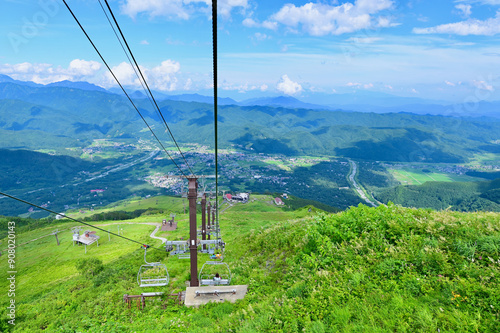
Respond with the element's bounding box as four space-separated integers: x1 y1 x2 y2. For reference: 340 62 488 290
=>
1 196 499 332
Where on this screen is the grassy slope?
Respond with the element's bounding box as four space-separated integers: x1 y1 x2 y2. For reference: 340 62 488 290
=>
1 200 499 332
376 179 500 212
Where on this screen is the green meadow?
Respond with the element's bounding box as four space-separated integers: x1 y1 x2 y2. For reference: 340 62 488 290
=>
1 196 499 332
390 168 480 185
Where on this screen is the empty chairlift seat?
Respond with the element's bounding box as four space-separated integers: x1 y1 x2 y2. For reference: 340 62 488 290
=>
137 245 169 288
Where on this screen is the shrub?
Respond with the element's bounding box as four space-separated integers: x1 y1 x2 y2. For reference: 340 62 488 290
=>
75 258 104 278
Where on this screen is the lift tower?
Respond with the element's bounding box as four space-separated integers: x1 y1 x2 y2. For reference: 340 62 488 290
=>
201 193 207 250
188 177 199 287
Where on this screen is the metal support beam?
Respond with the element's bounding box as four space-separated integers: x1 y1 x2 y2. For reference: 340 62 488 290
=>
207 201 211 241
51 229 60 246
212 206 215 231
188 177 199 287
212 207 217 249
201 193 207 250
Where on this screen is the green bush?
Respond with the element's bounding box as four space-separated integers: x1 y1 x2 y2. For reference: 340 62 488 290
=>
75 258 104 278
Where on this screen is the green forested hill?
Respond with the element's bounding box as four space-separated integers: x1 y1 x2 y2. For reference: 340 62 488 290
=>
2 82 500 162
1 202 499 332
376 178 500 212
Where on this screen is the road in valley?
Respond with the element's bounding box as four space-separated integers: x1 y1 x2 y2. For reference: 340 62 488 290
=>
347 159 378 207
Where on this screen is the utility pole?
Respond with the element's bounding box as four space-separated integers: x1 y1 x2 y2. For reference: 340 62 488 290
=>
51 229 60 246
188 177 199 287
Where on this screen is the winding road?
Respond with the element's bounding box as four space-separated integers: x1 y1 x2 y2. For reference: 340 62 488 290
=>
347 159 377 207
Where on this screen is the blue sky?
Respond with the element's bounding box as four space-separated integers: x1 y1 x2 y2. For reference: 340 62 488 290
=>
2 0 500 102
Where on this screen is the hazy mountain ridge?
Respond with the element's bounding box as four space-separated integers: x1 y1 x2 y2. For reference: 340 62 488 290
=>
2 75 499 118
1 77 500 163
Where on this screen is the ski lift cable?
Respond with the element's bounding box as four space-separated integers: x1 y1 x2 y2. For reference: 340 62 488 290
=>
212 0 219 223
96 1 166 134
61 0 187 178
100 0 195 177
0 191 164 252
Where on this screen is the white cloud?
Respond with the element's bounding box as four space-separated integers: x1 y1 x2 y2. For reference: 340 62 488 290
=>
445 80 456 86
243 17 278 30
68 59 101 76
276 75 302 95
265 0 395 36
253 32 270 41
455 4 472 18
103 60 182 91
0 59 227 93
140 40 150 45
220 81 270 93
106 62 138 86
0 60 101 84
458 0 500 4
121 0 189 19
262 20 278 30
345 37 382 43
149 60 181 91
242 17 258 27
376 17 400 28
121 0 247 19
413 11 500 36
346 82 373 89
473 80 494 91
184 78 193 90
218 0 248 18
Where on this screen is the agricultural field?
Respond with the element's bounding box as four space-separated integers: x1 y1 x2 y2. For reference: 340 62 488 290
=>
389 167 482 185
469 152 500 166
262 156 330 171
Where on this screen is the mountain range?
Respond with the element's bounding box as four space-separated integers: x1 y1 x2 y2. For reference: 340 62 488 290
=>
0 76 499 164
2 75 500 118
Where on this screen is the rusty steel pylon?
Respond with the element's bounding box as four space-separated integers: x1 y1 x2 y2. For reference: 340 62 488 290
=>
188 177 199 287
207 201 211 241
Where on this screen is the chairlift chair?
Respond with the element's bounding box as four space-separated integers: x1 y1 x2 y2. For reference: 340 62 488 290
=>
199 261 231 286
137 245 169 287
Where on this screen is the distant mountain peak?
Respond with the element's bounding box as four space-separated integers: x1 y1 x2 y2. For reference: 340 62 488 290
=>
0 74 15 82
130 90 146 99
240 95 331 110
46 80 107 92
